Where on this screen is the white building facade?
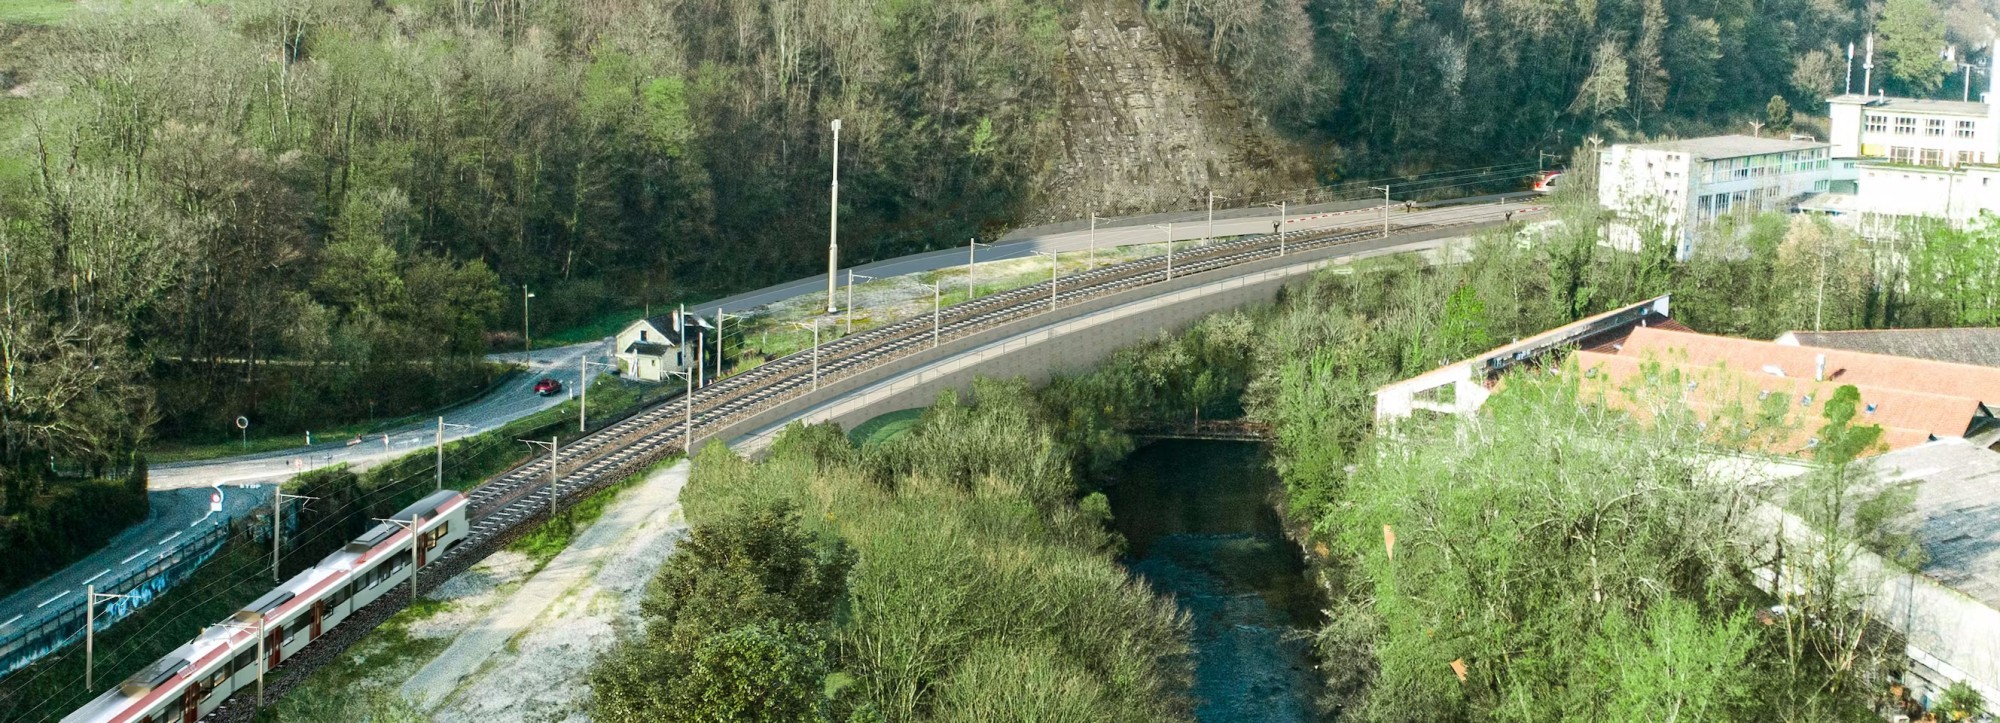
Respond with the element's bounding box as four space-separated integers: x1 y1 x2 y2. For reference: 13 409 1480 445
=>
1599 136 1834 258
1819 46 2000 231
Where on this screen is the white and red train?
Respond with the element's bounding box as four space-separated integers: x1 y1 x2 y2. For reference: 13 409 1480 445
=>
62 489 468 723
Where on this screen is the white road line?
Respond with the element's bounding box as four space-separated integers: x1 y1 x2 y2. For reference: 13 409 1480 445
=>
36 591 69 609
157 531 182 545
0 614 21 629
81 569 111 586
119 548 150 565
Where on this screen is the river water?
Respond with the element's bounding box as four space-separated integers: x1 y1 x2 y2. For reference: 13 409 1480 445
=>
1106 440 1327 722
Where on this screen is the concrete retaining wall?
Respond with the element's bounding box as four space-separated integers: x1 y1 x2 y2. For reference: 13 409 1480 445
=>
699 223 1492 456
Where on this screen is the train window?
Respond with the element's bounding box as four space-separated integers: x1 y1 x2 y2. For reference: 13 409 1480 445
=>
391 550 411 572
206 666 230 691
231 650 256 674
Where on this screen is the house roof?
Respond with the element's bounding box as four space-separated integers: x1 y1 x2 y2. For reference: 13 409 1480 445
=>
1828 93 1991 118
1871 439 2000 609
620 310 712 348
1624 134 1828 159
625 341 673 357
1619 327 2000 408
1777 328 2000 370
1573 350 1980 455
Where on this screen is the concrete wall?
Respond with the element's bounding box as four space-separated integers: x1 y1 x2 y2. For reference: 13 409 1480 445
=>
692 223 1496 457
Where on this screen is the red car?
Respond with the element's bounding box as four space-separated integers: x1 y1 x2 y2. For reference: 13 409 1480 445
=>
534 378 563 396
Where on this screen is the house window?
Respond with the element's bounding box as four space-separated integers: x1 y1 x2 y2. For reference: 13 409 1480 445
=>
1926 118 1946 136
1922 148 1944 166
1894 116 1917 135
1890 146 1916 164
639 330 648 342
1867 115 1889 133
1957 120 1976 138
1958 150 1976 166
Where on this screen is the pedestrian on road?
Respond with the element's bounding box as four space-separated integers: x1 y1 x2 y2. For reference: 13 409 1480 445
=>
1271 221 1279 234
1505 211 1514 222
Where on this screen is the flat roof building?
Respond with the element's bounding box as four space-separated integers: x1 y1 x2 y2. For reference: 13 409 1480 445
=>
1598 136 1834 259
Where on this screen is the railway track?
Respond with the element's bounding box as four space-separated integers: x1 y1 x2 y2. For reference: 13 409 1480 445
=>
195 200 1540 722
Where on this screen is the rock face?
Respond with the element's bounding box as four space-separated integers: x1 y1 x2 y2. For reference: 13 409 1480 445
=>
1031 0 1313 223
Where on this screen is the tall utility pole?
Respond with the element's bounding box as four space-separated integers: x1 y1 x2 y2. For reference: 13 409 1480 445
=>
1089 213 1109 265
1862 34 1874 96
966 239 991 299
927 282 942 348
373 517 422 598
845 271 874 334
272 486 317 582
435 417 471 490
522 286 535 360
1845 41 1855 95
518 437 561 520
1151 224 1174 280
713 308 738 381
85 586 133 689
666 368 695 452
1371 186 1391 238
1034 251 1060 311
1265 201 1287 256
827 119 842 313
1206 191 1225 241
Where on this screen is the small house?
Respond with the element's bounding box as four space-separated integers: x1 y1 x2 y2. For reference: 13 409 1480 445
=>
614 311 713 382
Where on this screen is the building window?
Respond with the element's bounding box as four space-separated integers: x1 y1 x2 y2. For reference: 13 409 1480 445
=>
1891 146 1916 164
1922 148 1944 166
1958 120 1976 138
1895 116 1916 135
1926 118 1946 136
1958 150 1976 166
1867 114 1889 133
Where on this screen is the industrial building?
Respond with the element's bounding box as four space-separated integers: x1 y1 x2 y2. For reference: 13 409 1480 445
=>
1597 136 1835 259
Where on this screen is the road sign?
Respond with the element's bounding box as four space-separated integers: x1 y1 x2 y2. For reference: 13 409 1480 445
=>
235 416 249 430
210 491 222 513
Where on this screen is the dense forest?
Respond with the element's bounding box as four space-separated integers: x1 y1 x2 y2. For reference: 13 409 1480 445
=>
1154 0 1996 163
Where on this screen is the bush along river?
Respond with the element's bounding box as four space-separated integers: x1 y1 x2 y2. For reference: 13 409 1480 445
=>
1106 439 1328 722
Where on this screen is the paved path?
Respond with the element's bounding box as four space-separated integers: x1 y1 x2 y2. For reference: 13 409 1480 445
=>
400 461 690 719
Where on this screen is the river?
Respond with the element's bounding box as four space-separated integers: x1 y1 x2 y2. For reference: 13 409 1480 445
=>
1106 439 1327 722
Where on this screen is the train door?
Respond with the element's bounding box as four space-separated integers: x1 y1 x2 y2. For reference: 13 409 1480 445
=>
266 627 282 667
311 600 324 640
415 514 429 568
181 683 203 722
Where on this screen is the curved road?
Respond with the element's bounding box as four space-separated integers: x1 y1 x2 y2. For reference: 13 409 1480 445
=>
0 192 1533 666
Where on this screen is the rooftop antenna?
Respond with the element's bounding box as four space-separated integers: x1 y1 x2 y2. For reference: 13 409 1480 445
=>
1863 34 1875 96
1845 41 1855 94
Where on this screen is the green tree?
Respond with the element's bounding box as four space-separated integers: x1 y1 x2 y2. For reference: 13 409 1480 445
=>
1767 95 1794 132
1879 0 1950 94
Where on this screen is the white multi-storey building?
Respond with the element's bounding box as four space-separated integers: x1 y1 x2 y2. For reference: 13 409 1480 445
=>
1818 47 2000 230
1598 135 1834 258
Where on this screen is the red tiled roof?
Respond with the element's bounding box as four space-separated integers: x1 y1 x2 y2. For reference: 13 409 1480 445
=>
1619 327 2000 407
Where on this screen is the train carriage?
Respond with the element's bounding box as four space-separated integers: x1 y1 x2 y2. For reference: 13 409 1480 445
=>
62 490 466 723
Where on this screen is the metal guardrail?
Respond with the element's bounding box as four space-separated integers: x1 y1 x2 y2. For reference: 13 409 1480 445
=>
0 524 230 678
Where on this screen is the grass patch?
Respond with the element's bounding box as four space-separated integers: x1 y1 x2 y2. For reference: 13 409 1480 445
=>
0 0 76 24
263 596 452 722
846 407 925 448
505 456 680 573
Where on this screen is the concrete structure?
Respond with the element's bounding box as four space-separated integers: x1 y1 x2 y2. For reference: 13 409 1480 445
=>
1373 295 1680 420
1819 45 2000 231
1599 136 1834 258
613 311 711 382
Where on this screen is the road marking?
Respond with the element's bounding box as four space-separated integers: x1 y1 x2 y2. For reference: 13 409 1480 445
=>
119 548 150 565
36 591 69 608
157 531 182 545
0 615 20 629
81 569 111 586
